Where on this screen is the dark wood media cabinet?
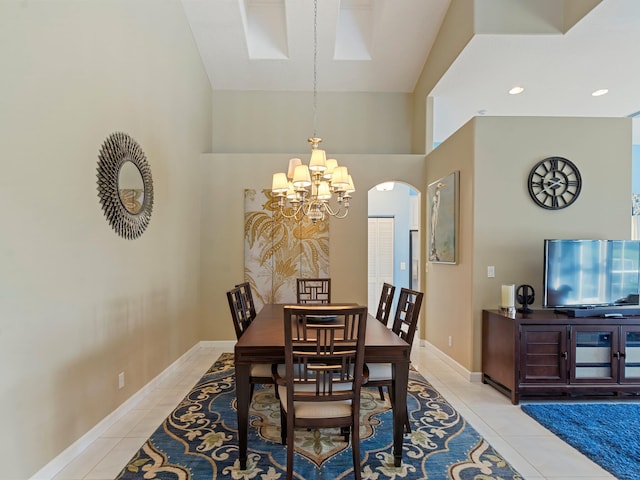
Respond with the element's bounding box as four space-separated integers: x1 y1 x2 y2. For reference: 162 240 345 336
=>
482 309 640 404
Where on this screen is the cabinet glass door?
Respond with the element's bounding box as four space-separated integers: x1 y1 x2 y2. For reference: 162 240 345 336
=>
621 327 640 382
571 326 617 383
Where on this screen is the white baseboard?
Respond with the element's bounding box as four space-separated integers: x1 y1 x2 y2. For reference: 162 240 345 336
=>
418 339 483 383
30 341 233 480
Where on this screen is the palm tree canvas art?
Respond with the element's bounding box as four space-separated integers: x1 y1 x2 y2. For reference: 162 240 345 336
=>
244 189 330 310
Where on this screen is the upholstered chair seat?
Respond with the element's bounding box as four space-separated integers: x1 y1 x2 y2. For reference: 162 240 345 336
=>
250 363 273 378
365 363 393 382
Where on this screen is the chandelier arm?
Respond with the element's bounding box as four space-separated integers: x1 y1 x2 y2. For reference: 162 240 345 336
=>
322 202 338 216
322 201 350 218
302 202 311 216
277 202 304 220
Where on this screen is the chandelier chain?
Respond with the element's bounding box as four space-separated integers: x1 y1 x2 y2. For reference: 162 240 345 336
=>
313 0 318 138
270 0 354 224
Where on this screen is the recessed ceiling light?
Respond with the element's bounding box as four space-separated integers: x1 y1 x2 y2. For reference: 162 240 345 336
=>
592 89 609 97
509 86 524 95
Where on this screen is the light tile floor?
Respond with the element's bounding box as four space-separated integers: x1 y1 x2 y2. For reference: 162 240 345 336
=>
50 343 615 480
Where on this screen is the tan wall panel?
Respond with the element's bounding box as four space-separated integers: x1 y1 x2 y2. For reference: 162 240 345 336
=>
0 1 211 476
212 91 413 154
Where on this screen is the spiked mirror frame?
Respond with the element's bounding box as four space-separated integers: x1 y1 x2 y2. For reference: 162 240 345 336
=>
97 132 154 239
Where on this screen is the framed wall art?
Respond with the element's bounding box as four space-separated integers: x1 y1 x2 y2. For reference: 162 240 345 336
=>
427 171 458 264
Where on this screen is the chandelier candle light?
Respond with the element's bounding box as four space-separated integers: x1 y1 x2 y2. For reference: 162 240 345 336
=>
271 0 355 223
271 138 354 223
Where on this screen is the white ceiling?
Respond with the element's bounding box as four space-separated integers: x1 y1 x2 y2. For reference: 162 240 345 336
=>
181 0 640 144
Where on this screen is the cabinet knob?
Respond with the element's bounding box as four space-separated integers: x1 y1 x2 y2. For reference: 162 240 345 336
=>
561 351 568 359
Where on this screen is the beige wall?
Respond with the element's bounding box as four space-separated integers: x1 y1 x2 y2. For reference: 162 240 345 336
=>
564 0 602 31
212 91 414 154
423 121 476 368
0 1 211 477
200 153 426 341
425 115 632 372
473 0 601 34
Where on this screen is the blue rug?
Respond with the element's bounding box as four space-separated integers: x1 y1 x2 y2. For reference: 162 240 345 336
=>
115 353 522 479
521 402 640 480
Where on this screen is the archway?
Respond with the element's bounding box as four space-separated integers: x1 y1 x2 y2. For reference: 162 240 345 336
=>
367 181 421 314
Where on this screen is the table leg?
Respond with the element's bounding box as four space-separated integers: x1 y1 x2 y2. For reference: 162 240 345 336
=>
392 360 409 467
235 362 250 470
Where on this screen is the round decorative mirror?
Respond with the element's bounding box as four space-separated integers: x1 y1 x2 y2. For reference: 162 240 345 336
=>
118 161 145 214
97 132 154 239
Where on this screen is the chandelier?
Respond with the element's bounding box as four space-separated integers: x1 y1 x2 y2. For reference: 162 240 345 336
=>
271 0 355 223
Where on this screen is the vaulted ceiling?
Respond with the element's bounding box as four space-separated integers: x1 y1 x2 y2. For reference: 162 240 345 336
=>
181 0 640 144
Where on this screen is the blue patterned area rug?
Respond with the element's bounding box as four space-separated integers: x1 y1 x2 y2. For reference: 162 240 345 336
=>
521 402 640 480
116 353 522 479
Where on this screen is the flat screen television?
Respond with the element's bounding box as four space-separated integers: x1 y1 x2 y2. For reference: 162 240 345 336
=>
543 239 640 308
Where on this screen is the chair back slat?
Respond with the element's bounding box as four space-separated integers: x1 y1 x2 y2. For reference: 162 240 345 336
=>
375 283 396 325
391 288 424 351
282 305 367 402
296 278 331 304
235 281 257 321
227 286 252 340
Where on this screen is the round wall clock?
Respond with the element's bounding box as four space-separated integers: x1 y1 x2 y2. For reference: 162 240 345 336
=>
527 156 582 210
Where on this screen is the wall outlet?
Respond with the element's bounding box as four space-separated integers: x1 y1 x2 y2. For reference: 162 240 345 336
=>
487 266 495 278
448 336 453 347
118 372 125 389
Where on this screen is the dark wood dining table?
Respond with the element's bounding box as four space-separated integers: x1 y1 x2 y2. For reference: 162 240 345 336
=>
234 303 411 470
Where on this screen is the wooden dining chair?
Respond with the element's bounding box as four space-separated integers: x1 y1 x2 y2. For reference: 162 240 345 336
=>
226 286 274 399
235 281 257 321
274 305 368 480
296 277 331 304
227 286 252 339
373 282 395 399
375 282 396 326
366 287 423 432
